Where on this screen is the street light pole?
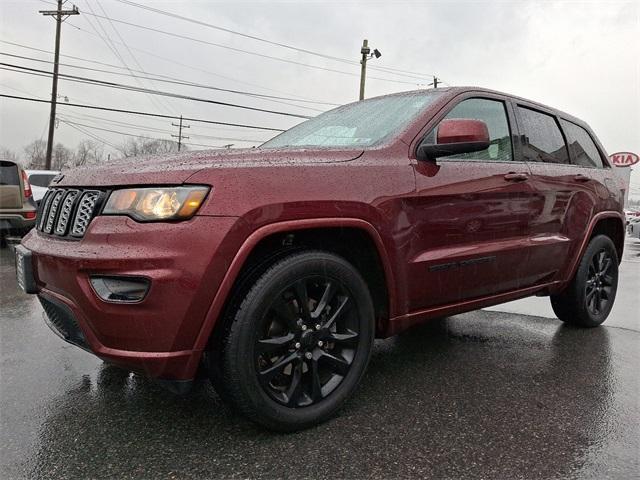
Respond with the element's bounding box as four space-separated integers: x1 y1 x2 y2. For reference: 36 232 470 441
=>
359 39 370 101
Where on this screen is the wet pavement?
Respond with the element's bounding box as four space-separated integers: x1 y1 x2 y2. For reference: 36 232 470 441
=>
1 238 639 479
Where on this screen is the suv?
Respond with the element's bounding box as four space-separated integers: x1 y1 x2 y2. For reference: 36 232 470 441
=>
26 169 61 205
17 87 625 431
1 160 37 239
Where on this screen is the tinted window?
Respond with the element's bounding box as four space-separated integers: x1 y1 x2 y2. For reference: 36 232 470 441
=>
433 98 513 161
518 106 569 164
560 120 604 168
28 173 57 187
0 161 19 186
261 91 442 149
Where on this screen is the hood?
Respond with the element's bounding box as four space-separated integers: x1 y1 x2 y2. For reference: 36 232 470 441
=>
55 148 364 187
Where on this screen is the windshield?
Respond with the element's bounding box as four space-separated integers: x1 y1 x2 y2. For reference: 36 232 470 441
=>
261 91 442 149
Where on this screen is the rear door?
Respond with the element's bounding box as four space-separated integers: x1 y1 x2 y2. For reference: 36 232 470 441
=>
0 161 22 209
408 95 540 311
514 104 598 283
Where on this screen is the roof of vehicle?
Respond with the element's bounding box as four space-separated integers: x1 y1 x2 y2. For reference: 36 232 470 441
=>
374 86 589 129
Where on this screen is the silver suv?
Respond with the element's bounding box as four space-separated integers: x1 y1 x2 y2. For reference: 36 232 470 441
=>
0 160 37 238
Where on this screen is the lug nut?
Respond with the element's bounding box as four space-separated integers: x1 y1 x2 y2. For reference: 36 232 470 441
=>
315 324 321 330
294 342 301 349
317 341 324 347
301 325 307 331
305 352 313 360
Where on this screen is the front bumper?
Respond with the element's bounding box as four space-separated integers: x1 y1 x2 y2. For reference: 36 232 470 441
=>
21 214 240 382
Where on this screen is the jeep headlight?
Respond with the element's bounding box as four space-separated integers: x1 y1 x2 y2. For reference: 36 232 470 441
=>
103 186 209 221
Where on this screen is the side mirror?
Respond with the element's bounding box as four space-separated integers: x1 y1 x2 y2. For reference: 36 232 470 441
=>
417 118 490 161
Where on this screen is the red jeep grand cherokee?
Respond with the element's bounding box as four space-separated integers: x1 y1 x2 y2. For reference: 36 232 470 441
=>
17 87 625 431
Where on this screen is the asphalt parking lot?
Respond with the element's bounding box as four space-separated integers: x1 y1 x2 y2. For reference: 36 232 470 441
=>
1 238 639 479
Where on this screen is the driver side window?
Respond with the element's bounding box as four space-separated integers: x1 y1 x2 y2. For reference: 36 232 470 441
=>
430 98 513 162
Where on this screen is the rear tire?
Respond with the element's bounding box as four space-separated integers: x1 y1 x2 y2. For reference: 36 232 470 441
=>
212 250 374 431
550 235 619 327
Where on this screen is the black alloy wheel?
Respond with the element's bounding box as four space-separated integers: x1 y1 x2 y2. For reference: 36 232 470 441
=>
255 276 359 407
584 248 615 316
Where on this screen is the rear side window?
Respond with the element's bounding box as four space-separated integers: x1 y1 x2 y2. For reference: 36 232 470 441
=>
560 120 604 168
28 173 57 187
517 106 569 164
434 98 513 161
0 161 19 186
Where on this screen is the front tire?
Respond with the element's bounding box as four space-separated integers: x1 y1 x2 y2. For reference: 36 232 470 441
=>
215 250 375 431
550 235 619 327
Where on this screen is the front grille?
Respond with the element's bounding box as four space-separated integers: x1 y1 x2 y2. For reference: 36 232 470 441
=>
36 188 103 239
38 295 89 350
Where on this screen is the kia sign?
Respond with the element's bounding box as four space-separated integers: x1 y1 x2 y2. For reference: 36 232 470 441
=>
609 151 639 167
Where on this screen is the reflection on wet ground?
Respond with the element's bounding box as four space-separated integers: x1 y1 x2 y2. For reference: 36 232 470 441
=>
1 247 638 479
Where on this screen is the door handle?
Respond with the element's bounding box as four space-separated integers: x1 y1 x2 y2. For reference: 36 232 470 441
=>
574 174 590 182
504 173 529 182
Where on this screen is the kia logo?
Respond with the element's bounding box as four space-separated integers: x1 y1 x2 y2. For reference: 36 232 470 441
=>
609 151 639 167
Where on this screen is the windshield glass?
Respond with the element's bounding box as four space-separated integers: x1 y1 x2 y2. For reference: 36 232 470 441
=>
261 91 442 149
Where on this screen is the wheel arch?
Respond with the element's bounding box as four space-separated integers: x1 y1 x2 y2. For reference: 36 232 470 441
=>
563 211 625 283
191 218 396 361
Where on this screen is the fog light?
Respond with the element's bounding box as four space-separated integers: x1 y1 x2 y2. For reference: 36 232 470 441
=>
90 276 150 303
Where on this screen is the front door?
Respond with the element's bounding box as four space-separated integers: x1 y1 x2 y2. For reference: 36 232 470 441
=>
407 96 541 312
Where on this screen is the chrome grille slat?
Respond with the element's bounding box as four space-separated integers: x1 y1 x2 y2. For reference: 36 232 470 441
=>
37 190 55 231
54 190 80 236
71 191 100 237
44 190 65 234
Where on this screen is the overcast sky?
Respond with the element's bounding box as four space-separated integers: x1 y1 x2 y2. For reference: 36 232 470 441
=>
0 0 638 195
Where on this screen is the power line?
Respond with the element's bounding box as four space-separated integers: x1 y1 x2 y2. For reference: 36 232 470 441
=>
0 62 312 119
58 112 268 143
0 39 341 106
78 10 426 86
56 109 273 136
0 93 287 132
113 0 438 80
61 119 125 153
60 118 226 149
83 0 176 116
0 51 328 112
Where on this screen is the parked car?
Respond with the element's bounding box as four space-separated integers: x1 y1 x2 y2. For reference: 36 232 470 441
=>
0 160 37 239
17 87 625 431
26 169 61 205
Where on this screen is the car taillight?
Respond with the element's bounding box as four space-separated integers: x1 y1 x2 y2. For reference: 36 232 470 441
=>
22 170 32 198
23 211 37 220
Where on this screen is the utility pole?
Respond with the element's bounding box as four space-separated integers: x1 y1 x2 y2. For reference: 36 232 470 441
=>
39 1 79 170
432 76 439 88
171 115 190 151
359 39 370 101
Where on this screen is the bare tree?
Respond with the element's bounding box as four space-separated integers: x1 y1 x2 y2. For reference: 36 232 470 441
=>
72 140 104 167
121 137 185 158
23 140 47 168
52 143 73 170
0 146 20 164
